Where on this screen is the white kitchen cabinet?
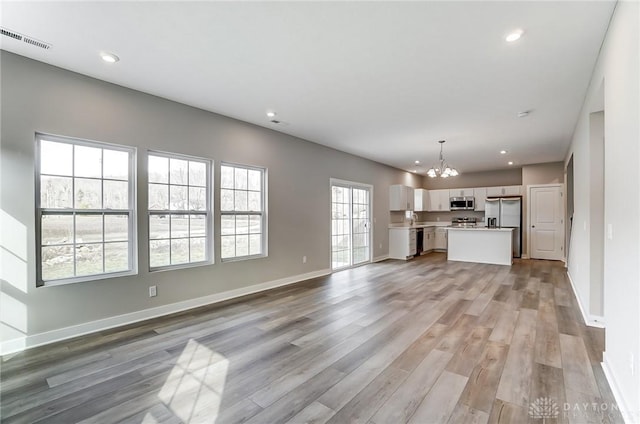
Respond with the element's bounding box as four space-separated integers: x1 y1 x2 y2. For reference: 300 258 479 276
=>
474 187 487 211
389 185 415 211
389 228 417 260
427 189 450 211
423 227 436 252
449 188 474 197
414 188 430 212
486 185 522 197
435 228 448 250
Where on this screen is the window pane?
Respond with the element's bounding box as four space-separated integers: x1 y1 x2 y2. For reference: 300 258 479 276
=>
189 161 206 187
149 214 169 240
76 243 104 276
41 140 73 176
149 184 169 210
76 215 103 243
249 215 261 234
190 238 206 262
221 166 234 189
171 238 189 264
189 187 206 211
40 176 72 208
105 242 128 272
150 239 170 267
221 215 235 236
235 235 249 257
41 214 73 245
103 150 129 180
75 178 102 209
190 215 206 237
234 191 247 211
248 191 261 211
221 235 235 259
105 215 128 242
234 168 247 190
221 189 234 211
236 215 249 235
249 234 262 255
171 214 189 239
248 169 261 191
74 145 102 178
42 245 74 280
149 156 168 184
170 159 188 185
170 185 188 210
104 180 128 209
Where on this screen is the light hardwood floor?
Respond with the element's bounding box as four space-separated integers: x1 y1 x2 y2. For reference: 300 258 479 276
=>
0 254 624 423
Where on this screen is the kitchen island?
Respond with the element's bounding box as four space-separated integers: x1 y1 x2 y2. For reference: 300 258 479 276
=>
446 227 514 266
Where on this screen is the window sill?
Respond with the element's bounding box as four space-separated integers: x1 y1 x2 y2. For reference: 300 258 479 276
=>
149 260 214 273
221 254 268 263
39 269 138 287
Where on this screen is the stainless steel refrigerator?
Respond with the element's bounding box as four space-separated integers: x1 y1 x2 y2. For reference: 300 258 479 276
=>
485 196 522 258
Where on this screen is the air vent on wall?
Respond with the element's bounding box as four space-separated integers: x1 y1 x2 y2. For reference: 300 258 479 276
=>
1 27 51 50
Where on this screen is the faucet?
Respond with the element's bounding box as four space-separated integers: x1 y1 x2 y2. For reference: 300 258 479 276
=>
411 212 418 225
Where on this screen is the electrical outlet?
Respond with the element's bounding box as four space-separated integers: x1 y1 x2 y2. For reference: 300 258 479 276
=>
149 285 157 297
379 243 382 249
302 256 307 264
607 224 613 240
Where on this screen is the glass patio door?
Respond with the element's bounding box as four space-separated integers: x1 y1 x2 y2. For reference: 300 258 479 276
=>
331 180 372 270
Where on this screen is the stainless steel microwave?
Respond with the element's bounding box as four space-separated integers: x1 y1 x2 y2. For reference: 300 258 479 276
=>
450 196 475 211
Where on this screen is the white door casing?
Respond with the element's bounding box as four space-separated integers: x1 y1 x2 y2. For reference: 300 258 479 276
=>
529 184 564 260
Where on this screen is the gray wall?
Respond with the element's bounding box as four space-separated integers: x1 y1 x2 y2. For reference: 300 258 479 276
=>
0 52 422 343
422 168 522 190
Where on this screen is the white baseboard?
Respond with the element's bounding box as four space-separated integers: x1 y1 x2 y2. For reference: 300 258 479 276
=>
566 271 605 328
373 255 389 262
602 353 633 423
0 268 331 356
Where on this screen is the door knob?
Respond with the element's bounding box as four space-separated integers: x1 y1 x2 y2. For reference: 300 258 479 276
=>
532 225 536 228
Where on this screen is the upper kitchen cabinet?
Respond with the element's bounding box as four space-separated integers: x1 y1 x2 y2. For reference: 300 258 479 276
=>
427 189 450 211
390 184 415 211
414 188 430 212
474 187 487 211
449 188 474 197
486 185 522 197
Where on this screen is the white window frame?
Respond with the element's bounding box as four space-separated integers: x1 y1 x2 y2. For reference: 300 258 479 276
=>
220 162 267 262
35 133 137 287
147 151 213 271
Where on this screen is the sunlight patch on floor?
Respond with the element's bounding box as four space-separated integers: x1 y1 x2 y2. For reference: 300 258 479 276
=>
156 339 229 423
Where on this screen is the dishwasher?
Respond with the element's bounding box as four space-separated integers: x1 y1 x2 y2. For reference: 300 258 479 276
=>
415 228 424 257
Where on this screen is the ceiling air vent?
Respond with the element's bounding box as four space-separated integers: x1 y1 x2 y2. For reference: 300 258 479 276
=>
1 27 51 50
1 28 22 41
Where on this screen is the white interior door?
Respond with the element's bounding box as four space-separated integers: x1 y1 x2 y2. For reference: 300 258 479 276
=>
530 185 564 260
331 181 371 270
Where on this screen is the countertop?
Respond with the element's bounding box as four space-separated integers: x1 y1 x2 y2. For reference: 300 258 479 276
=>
446 227 515 232
388 222 451 229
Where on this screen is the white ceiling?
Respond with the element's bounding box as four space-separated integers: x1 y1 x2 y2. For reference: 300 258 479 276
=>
0 1 615 174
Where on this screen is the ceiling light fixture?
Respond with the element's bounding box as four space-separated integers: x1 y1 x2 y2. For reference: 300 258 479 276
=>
427 140 459 178
100 52 119 63
414 160 420 165
506 29 524 43
508 161 514 165
500 150 508 155
266 111 276 118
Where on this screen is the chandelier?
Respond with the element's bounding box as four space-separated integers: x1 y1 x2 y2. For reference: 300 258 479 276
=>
427 140 459 178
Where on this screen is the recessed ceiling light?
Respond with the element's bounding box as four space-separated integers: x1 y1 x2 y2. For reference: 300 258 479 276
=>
506 30 524 43
411 170 417 173
500 150 508 155
100 52 119 63
266 111 276 118
508 161 514 165
414 160 420 165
